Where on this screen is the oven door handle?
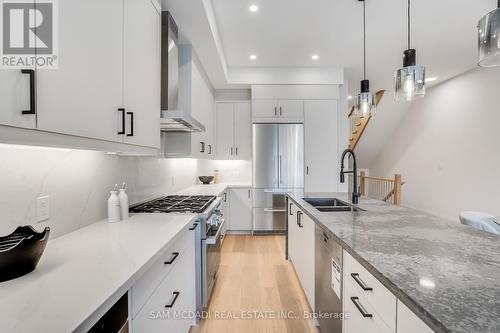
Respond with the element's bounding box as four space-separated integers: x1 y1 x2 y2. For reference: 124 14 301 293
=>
205 220 225 245
264 208 286 213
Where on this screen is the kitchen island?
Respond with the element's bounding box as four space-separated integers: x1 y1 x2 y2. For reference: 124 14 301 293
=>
287 192 500 333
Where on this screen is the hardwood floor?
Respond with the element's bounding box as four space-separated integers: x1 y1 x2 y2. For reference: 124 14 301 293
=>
191 235 319 333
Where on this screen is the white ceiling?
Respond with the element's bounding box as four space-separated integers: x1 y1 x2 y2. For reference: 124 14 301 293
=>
163 0 495 165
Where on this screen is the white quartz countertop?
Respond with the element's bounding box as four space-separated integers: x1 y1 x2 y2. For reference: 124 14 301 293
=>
176 183 252 196
0 213 197 333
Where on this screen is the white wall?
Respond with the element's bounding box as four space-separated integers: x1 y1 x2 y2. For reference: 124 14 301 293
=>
197 159 252 184
369 67 500 220
0 144 198 239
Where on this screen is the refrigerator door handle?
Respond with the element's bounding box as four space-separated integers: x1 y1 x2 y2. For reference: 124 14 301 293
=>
279 155 282 185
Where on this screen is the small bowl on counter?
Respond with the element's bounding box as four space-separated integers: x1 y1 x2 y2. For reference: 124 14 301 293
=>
0 226 50 282
198 176 215 185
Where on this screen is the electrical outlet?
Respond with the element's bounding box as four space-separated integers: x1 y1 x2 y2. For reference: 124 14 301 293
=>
36 196 50 222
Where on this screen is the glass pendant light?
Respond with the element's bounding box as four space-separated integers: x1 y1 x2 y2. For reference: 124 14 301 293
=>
354 0 376 117
394 0 425 102
478 1 500 67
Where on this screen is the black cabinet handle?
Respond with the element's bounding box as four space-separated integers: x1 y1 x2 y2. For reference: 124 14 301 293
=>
118 108 125 135
306 166 309 175
165 291 180 308
297 211 303 227
230 147 233 155
279 106 282 116
189 223 198 231
126 112 134 136
274 107 277 116
164 252 179 265
223 193 227 202
351 273 373 291
200 142 205 153
289 203 294 216
351 297 373 318
235 147 238 155
21 69 36 115
208 144 212 155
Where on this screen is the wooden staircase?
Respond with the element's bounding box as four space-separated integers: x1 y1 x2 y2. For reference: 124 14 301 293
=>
348 90 385 150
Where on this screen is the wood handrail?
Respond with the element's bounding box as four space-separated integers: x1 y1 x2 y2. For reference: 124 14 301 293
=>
348 90 385 150
357 171 404 206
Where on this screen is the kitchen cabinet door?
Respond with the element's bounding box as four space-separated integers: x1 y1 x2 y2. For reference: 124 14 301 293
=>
37 0 123 142
122 0 161 148
252 99 278 121
234 102 252 159
215 102 235 159
304 100 339 192
397 300 434 333
228 188 252 231
297 212 315 310
343 291 393 333
278 100 304 122
287 203 298 262
0 69 36 129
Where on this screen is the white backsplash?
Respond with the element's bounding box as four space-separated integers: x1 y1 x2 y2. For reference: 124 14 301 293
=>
0 144 198 239
196 159 252 184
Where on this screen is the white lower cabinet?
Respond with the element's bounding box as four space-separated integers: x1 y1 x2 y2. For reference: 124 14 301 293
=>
221 190 230 241
343 250 436 333
228 188 252 231
131 224 196 333
287 203 315 310
397 301 434 333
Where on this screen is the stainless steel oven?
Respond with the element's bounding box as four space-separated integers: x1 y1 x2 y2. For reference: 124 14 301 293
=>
201 210 225 308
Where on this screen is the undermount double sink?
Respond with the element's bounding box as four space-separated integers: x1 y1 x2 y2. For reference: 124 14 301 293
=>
303 198 363 212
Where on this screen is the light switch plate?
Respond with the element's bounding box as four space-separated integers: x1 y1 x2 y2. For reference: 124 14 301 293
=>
36 196 50 222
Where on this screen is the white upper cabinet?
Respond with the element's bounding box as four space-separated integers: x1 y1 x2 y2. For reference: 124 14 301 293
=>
252 99 304 123
252 99 278 121
234 102 252 159
304 100 339 192
215 103 234 159
215 101 251 160
122 0 161 148
2 0 161 150
0 69 36 129
37 0 124 143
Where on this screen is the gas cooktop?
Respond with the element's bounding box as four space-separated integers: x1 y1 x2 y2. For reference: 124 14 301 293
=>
130 195 216 214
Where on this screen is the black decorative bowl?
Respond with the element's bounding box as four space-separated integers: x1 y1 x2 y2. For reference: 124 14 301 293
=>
198 176 214 185
0 226 50 282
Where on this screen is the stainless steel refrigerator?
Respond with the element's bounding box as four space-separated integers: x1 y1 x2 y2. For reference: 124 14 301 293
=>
253 124 304 233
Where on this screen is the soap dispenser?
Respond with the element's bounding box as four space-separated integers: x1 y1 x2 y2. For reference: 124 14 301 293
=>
119 182 129 220
108 184 121 223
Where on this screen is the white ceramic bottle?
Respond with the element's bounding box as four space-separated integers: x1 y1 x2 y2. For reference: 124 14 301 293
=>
108 184 121 223
119 182 129 220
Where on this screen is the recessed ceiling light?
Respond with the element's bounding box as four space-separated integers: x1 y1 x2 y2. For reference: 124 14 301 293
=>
249 54 257 60
249 4 259 12
311 54 319 60
425 77 437 83
347 95 353 100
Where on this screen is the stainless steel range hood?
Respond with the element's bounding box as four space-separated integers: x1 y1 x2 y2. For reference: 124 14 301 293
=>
160 110 205 132
160 11 204 133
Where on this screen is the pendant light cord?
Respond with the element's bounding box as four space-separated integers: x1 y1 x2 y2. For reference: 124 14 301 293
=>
407 0 411 49
363 0 366 80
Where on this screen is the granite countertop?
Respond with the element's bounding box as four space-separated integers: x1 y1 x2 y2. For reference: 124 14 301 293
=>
0 213 197 333
287 191 500 333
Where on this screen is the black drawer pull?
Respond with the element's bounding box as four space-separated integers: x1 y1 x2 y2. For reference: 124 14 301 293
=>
351 297 373 318
117 108 125 135
289 203 293 216
351 273 373 291
21 69 36 115
165 291 180 308
164 252 179 265
189 223 198 231
126 112 134 136
297 211 303 227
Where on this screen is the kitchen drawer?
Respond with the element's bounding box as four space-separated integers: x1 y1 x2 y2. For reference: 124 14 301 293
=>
132 226 194 317
344 282 394 333
343 250 396 331
132 244 195 333
252 189 286 208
